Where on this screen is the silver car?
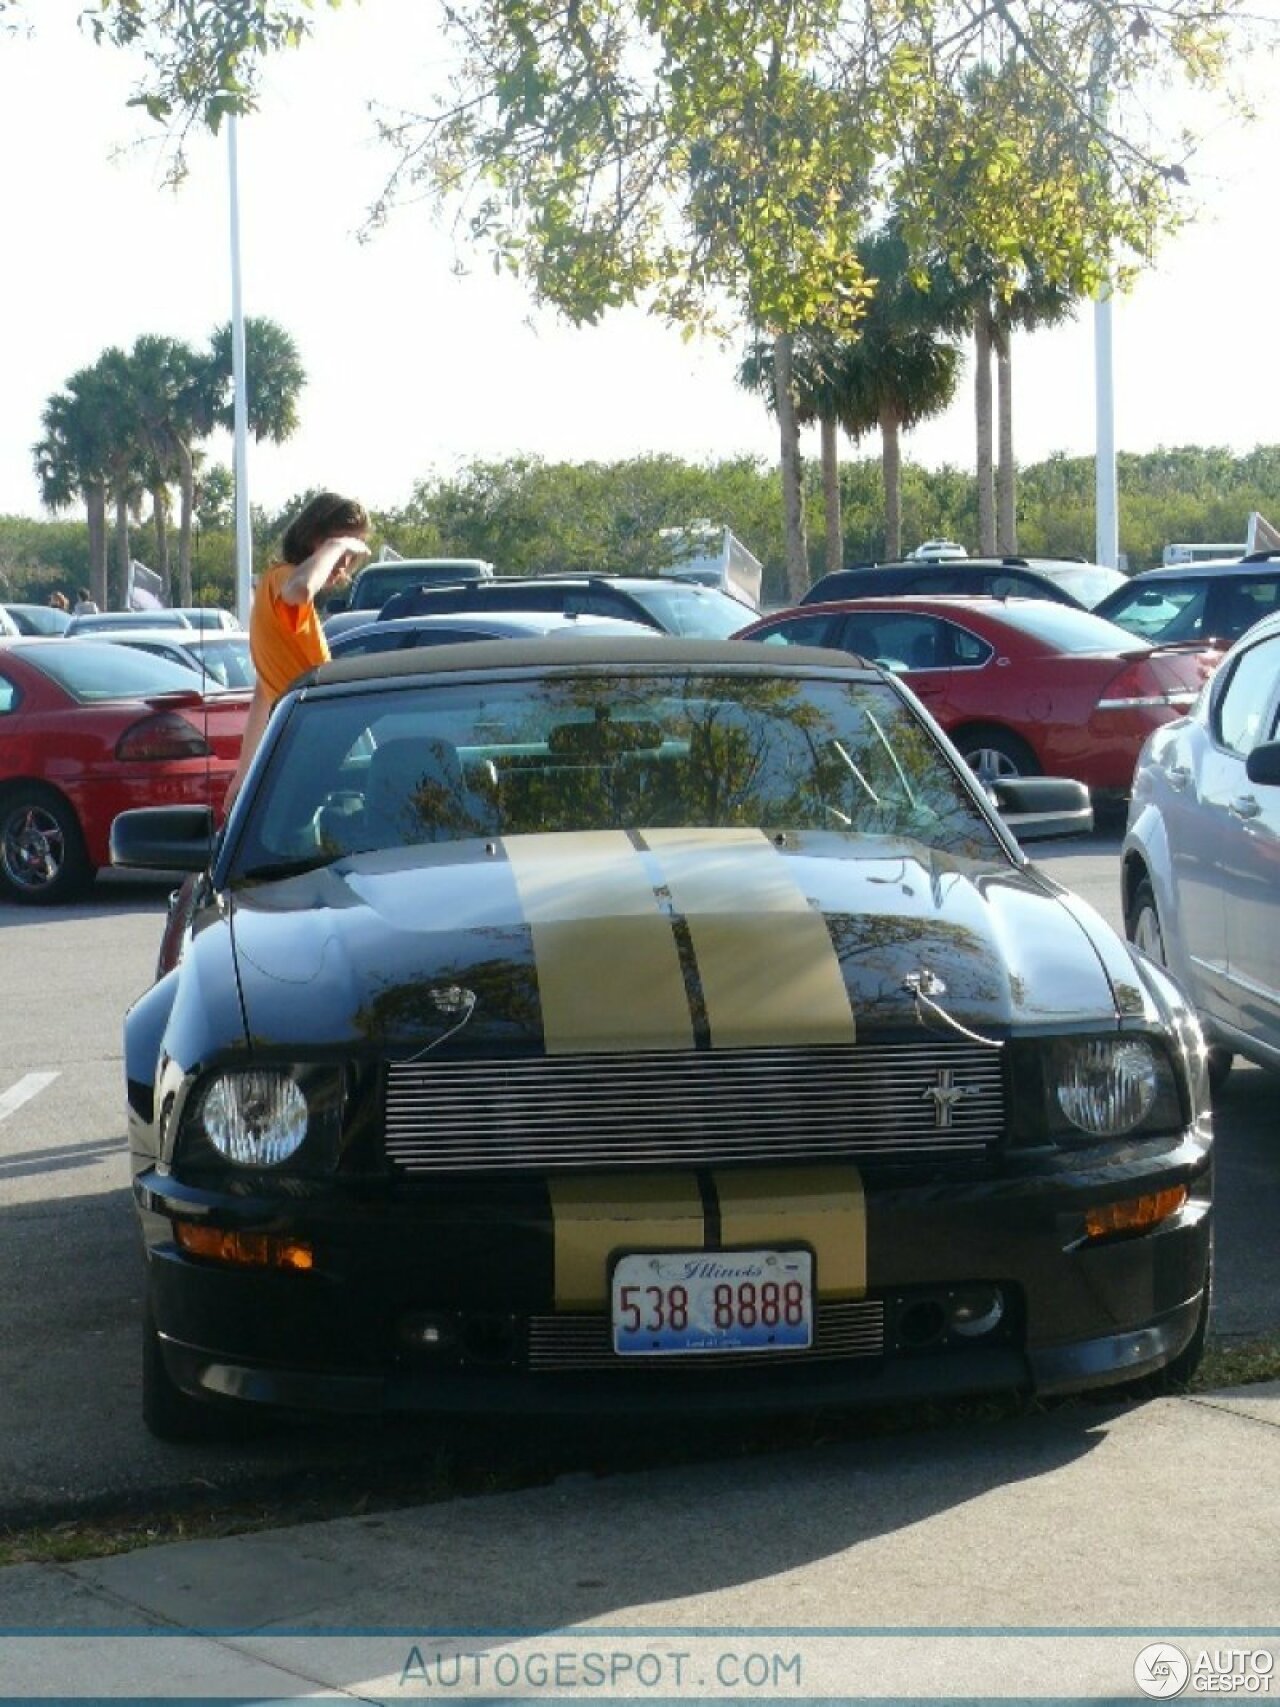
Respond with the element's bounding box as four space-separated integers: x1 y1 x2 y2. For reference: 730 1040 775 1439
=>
1123 608 1280 1088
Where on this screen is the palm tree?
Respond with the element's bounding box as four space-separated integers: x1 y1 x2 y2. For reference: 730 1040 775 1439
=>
207 316 306 586
87 348 152 608
33 380 111 608
127 334 212 601
990 272 1076 553
739 335 840 577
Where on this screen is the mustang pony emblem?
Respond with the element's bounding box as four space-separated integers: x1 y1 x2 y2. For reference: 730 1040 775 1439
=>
922 1068 981 1128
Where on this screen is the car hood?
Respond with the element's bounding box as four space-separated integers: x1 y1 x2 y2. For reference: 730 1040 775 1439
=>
227 829 1151 1055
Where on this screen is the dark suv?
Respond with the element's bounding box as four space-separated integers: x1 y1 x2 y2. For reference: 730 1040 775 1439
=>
1092 553 1280 649
801 557 1126 611
323 559 494 642
375 574 756 638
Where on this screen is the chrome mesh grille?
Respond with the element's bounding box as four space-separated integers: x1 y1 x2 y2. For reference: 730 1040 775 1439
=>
385 1042 1004 1174
526 1299 884 1371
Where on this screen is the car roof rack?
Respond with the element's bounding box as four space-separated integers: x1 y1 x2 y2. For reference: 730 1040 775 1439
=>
1240 550 1280 564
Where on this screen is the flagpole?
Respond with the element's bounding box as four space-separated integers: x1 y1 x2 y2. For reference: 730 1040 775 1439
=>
228 115 253 623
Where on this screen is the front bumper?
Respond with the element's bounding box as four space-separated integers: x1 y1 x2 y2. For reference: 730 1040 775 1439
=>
137 1135 1212 1419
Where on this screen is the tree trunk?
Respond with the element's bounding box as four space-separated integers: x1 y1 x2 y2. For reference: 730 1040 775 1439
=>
176 440 195 605
773 334 809 599
995 324 1016 554
151 484 172 600
880 405 903 561
974 301 996 556
820 414 842 575
86 483 108 610
113 492 131 611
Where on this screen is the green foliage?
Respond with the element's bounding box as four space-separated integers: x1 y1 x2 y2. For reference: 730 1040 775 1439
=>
6 446 1280 606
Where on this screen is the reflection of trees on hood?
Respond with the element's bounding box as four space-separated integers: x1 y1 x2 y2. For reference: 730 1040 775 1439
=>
352 938 542 1045
825 912 1005 1019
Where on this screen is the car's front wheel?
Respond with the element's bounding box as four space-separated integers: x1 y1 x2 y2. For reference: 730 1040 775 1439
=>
0 785 94 904
1127 876 1233 1091
954 726 1041 785
142 1303 254 1443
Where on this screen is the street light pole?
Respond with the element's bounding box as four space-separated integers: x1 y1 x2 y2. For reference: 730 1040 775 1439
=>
228 115 253 623
1091 31 1119 571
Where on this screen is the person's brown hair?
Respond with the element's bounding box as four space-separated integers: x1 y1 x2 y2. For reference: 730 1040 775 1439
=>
280 492 370 565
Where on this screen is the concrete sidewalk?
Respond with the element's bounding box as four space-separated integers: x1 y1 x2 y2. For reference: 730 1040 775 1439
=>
0 1384 1277 1700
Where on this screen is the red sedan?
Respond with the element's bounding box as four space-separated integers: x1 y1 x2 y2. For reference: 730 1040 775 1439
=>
0 639 248 904
734 597 1221 795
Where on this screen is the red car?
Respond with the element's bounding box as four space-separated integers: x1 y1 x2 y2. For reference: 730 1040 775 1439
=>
0 639 248 904
734 597 1221 795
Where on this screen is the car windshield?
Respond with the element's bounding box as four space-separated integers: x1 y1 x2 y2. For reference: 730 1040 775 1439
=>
25 642 208 701
980 601 1146 653
72 611 191 633
231 670 1003 879
1095 579 1209 643
191 637 255 688
619 584 757 638
1038 564 1128 608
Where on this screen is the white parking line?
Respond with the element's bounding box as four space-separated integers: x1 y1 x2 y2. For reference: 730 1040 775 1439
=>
0 1072 60 1122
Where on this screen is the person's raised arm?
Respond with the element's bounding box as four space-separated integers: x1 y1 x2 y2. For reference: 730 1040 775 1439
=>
280 536 370 607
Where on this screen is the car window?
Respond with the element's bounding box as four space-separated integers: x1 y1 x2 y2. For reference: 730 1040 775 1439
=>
1212 576 1280 640
1098 579 1209 643
838 611 991 671
20 642 203 701
755 614 837 647
978 602 1139 653
613 583 753 638
0 669 18 714
232 672 1008 878
1215 634 1280 757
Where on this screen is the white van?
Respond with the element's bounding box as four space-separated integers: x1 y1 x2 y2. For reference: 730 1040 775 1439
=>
1161 543 1246 566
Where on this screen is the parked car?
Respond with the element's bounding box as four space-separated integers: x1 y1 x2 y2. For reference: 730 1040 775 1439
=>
0 639 249 903
323 558 495 643
0 606 19 638
65 609 196 637
172 607 241 632
3 604 69 637
84 627 256 689
112 635 1209 1439
802 557 1127 612
330 611 657 657
1093 554 1280 650
1123 607 1280 1090
908 539 968 561
374 574 756 638
734 596 1221 797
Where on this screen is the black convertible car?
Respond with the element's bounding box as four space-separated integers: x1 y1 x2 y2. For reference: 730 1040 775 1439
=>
112 638 1213 1439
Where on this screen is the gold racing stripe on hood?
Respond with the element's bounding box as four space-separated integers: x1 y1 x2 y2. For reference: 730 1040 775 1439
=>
548 1173 706 1310
714 1166 867 1300
504 831 694 1055
640 828 856 1049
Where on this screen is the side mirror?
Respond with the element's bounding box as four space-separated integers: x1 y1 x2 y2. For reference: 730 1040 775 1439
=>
986 776 1093 841
111 805 216 872
1246 740 1280 786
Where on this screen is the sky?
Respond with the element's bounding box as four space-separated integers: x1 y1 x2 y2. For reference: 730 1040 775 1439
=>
3 0 1279 534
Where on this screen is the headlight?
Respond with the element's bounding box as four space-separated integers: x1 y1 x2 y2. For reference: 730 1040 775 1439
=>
199 1071 309 1166
1050 1038 1162 1139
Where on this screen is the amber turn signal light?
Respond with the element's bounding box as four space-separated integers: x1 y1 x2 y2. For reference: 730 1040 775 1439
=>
174 1222 314 1270
1085 1186 1188 1242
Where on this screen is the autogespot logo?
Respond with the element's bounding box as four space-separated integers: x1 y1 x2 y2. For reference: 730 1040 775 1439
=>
1135 1643 1191 1698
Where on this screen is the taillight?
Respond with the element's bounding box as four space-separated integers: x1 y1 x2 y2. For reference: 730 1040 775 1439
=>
1096 660 1188 712
115 711 210 761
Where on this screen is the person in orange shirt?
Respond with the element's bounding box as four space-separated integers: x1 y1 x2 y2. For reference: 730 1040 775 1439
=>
223 491 370 812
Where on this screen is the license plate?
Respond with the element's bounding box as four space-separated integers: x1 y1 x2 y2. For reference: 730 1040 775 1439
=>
611 1250 813 1356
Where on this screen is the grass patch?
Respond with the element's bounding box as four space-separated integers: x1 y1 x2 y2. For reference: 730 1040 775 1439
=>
1194 1333 1280 1391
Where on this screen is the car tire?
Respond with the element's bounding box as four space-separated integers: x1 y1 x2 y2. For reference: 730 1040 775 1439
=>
142 1303 249 1443
1127 877 1234 1093
0 784 94 905
1126 877 1165 963
953 727 1041 785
